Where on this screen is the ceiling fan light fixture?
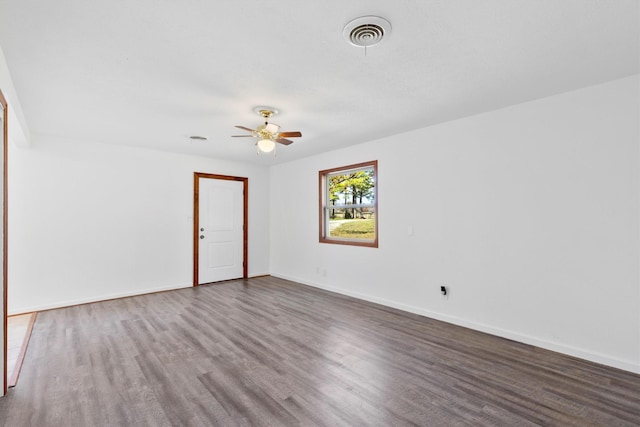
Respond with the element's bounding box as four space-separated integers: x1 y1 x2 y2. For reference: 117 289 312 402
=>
233 105 301 154
265 123 280 133
257 138 276 153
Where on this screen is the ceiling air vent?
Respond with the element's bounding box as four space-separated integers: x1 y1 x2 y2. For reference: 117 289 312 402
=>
343 16 392 48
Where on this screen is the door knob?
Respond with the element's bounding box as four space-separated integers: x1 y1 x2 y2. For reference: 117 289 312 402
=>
200 235 204 239
200 228 204 232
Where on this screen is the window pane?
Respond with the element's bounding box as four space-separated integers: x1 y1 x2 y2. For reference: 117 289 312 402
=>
328 168 375 207
328 209 376 240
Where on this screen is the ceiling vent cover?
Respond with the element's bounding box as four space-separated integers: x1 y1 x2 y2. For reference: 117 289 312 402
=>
343 16 392 48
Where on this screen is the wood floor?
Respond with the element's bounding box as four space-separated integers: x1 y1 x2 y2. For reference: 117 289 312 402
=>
1 277 638 426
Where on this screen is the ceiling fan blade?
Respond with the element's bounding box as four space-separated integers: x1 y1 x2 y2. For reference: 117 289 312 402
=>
275 138 294 145
231 135 255 137
234 125 256 132
278 131 302 138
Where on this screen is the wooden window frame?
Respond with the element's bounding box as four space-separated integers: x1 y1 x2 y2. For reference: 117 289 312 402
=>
319 160 378 248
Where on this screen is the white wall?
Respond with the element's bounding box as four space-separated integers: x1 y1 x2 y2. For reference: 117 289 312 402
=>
0 46 30 148
8 136 270 313
270 75 640 373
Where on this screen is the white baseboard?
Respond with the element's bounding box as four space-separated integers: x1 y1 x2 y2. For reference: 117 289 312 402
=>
8 282 193 315
271 272 640 375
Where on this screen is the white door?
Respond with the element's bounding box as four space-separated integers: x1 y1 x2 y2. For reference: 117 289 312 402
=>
198 178 244 284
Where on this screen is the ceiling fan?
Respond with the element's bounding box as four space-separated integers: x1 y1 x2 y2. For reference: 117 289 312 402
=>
232 106 302 154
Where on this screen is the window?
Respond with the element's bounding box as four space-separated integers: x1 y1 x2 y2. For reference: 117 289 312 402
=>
319 160 377 247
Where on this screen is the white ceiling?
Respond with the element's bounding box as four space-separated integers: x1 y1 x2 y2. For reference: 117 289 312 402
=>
0 0 638 165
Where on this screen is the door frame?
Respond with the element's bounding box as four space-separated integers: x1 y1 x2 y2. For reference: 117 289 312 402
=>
193 172 248 286
1 89 8 396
